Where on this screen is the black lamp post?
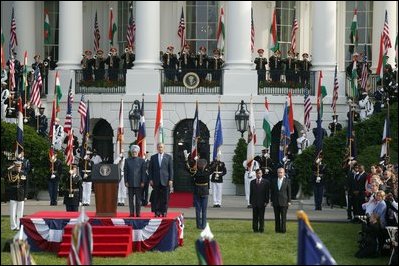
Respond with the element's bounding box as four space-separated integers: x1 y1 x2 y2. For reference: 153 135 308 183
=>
129 100 141 136
235 100 249 138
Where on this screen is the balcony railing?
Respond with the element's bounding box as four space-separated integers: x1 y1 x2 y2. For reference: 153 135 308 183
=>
160 69 223 95
257 70 316 96
345 73 380 99
75 69 126 94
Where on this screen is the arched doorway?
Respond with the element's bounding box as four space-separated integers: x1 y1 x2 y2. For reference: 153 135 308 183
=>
92 119 114 164
270 121 300 163
173 119 210 192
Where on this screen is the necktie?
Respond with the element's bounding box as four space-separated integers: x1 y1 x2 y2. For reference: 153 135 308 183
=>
278 179 282 190
159 154 163 167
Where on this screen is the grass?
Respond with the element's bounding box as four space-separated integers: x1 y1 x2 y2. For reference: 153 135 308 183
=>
1 217 388 265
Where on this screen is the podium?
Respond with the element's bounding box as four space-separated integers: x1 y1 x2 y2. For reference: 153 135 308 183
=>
92 164 120 217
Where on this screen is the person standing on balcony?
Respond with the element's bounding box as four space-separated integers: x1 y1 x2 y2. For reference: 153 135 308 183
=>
254 49 267 83
106 47 120 82
162 46 178 81
178 44 195 81
208 49 224 82
299 53 312 86
268 50 282 82
94 49 106 81
195 46 208 82
81 50 94 81
283 49 296 84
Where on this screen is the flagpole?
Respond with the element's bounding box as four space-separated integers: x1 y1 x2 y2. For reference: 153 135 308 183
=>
386 99 390 164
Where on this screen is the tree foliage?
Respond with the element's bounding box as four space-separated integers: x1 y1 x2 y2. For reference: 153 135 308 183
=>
232 138 247 185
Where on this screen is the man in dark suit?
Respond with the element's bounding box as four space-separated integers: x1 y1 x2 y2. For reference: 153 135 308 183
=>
124 145 146 217
250 169 270 233
271 167 291 233
148 143 174 217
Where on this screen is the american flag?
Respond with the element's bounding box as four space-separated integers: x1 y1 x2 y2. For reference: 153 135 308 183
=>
304 88 312 131
9 7 18 55
331 65 339 113
64 79 73 134
78 95 87 134
30 67 43 107
65 131 74 166
117 99 124 154
250 8 255 53
137 97 146 159
126 10 135 48
9 58 15 90
93 11 100 52
382 10 392 52
360 55 369 91
177 7 186 51
290 17 299 52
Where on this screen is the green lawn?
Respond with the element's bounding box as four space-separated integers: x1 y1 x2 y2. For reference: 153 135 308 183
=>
1 217 388 265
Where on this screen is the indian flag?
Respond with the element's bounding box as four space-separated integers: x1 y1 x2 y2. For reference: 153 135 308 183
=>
44 9 51 44
154 93 164 148
216 7 225 53
263 98 271 149
55 71 63 114
108 8 117 46
269 9 279 52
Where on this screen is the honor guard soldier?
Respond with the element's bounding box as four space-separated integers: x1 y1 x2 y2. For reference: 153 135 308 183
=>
1 82 10 121
283 49 297 83
121 45 135 70
24 101 36 128
300 53 312 85
296 130 310 155
208 49 224 82
115 150 127 206
63 163 82 212
313 152 326 210
209 152 227 208
106 47 120 81
255 149 274 182
49 152 62 206
142 152 151 206
269 49 282 82
195 46 208 82
38 106 48 137
42 56 55 94
7 51 23 91
53 118 65 150
254 49 267 83
328 114 343 136
243 158 260 208
80 150 93 206
5 91 17 123
162 46 178 81
31 54 43 94
93 49 106 81
8 160 27 230
178 44 195 81
81 50 94 81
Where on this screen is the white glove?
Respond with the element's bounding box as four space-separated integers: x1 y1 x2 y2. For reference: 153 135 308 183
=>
282 157 287 162
316 176 321 183
183 150 189 160
316 158 321 164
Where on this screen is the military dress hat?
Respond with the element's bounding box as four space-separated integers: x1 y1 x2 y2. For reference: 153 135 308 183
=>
84 50 92 56
352 52 359 57
288 49 294 55
199 46 207 51
110 47 117 53
167 45 174 50
39 106 45 110
274 50 281 55
213 49 221 55
14 160 22 166
332 114 338 119
302 53 309 57
96 49 104 55
257 48 264 53
34 54 40 59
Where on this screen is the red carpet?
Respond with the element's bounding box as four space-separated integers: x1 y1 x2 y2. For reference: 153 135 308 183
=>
169 192 193 208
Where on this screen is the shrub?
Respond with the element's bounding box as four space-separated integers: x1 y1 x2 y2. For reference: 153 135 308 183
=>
232 138 247 185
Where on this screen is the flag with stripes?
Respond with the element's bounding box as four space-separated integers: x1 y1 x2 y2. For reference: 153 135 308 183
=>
9 7 18 55
9 58 15 90
246 97 256 169
177 7 186 52
64 79 73 134
65 130 74 166
290 17 299 53
80 100 90 159
251 8 255 53
21 51 28 97
191 101 200 160
279 101 291 163
1 28 5 70
93 11 100 52
30 67 43 107
16 97 23 157
154 93 164 148
380 116 391 160
213 102 223 161
48 100 56 162
67 214 93 265
263 98 271 149
376 10 392 79
331 65 339 114
137 97 146 159
216 7 225 53
288 91 295 135
126 10 135 48
360 55 369 91
78 95 87 134
304 88 312 131
116 99 124 155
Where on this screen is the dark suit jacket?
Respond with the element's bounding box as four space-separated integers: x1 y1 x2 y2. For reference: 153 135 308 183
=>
124 157 146 187
271 177 291 207
149 153 173 187
250 178 270 207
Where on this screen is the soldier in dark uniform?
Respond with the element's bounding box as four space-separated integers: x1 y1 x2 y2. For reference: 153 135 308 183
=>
141 151 151 206
209 155 227 208
255 149 274 182
43 55 57 70
7 51 22 92
373 87 385 113
346 53 362 79
121 45 135 81
328 114 343 136
313 152 326 210
49 153 62 206
195 46 208 82
162 46 178 81
283 49 296 83
185 158 216 229
8 160 27 230
300 53 312 86
63 163 82 212
5 91 17 123
24 101 36 128
80 150 93 206
208 49 224 82
254 49 267 83
42 56 54 94
38 106 48 137
106 47 120 81
81 50 94 81
178 44 195 81
93 49 106 81
269 49 282 82
31 54 44 95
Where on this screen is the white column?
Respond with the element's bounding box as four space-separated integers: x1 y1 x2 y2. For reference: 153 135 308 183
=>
127 1 161 95
224 2 253 70
134 1 161 69
311 1 337 71
14 1 36 66
371 1 397 71
223 1 257 95
57 1 83 70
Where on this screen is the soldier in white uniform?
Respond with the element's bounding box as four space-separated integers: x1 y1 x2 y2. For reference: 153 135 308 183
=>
114 150 127 206
53 118 65 150
243 159 260 208
8 160 27 231
80 150 93 206
296 130 310 155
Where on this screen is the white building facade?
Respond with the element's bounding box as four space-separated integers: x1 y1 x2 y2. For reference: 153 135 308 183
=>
1 1 397 195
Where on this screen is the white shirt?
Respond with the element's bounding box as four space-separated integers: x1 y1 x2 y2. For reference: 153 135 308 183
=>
158 153 164 167
278 177 285 190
